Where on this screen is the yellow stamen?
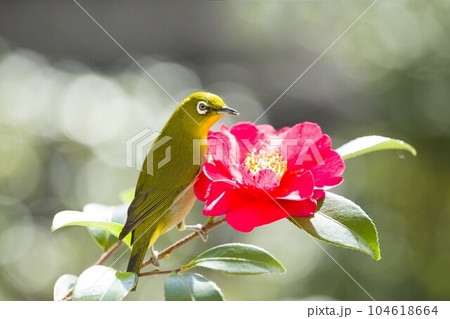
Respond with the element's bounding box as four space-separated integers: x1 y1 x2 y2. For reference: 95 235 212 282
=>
244 148 287 179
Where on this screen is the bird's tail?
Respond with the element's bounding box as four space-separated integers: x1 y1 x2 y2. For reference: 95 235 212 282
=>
127 224 158 291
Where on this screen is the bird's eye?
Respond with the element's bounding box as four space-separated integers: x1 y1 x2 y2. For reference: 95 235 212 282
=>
197 101 208 115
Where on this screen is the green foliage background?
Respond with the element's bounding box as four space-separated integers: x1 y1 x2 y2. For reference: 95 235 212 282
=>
0 0 449 300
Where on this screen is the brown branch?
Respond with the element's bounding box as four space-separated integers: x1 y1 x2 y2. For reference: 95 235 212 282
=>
94 241 122 265
138 268 181 277
61 288 73 301
140 217 226 269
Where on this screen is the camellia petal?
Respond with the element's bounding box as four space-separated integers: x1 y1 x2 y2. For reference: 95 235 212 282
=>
240 166 280 191
195 165 236 201
229 122 266 163
313 189 326 200
208 131 232 167
203 162 233 183
280 122 323 141
194 171 211 201
278 198 317 217
226 197 289 232
256 124 278 136
253 169 280 191
282 126 331 170
204 191 232 216
277 171 314 199
310 150 345 188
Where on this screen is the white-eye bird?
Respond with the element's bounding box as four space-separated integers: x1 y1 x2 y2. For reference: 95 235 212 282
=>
119 92 238 289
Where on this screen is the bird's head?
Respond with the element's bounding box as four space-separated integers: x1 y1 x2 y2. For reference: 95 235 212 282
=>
179 92 239 132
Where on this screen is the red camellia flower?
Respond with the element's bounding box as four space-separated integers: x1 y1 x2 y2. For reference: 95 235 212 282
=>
194 122 345 232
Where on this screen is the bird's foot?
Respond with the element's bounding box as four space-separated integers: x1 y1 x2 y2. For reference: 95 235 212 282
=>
144 246 160 269
184 224 208 242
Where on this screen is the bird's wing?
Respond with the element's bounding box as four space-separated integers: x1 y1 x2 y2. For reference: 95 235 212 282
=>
118 185 183 242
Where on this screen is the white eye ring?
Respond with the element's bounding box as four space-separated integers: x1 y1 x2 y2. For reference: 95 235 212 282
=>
197 101 208 115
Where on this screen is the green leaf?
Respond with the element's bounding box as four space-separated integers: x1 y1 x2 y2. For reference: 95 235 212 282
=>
54 274 78 301
51 205 131 247
164 273 224 301
119 188 135 204
336 135 417 160
290 192 380 260
71 266 135 301
84 203 128 251
184 243 286 275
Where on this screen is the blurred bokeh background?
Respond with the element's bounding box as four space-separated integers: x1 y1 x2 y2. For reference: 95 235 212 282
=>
0 0 449 301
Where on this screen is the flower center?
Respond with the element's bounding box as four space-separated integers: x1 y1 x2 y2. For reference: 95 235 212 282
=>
244 147 287 179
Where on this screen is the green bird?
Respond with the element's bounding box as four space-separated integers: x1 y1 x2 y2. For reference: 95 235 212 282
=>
119 92 238 289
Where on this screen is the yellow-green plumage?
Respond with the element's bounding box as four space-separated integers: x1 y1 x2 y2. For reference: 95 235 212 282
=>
119 92 238 289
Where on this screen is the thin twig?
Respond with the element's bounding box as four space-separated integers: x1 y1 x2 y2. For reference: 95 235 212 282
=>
61 288 73 301
140 218 227 269
95 241 122 265
139 268 182 277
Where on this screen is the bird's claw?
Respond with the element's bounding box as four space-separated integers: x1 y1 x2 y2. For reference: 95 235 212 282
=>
149 256 160 269
148 246 160 269
184 224 208 242
197 228 208 242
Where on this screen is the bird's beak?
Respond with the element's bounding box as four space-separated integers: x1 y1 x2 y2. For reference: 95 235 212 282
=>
217 106 239 116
